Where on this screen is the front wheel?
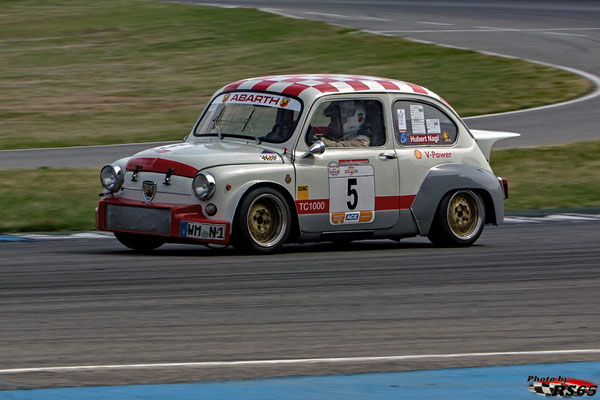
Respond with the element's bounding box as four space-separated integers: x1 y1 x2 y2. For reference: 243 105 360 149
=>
428 190 485 247
232 187 291 253
114 232 166 252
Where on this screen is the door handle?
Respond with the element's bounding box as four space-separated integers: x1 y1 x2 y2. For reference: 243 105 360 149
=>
379 152 397 160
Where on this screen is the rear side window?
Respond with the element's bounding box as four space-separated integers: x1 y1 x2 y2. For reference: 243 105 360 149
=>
393 100 458 146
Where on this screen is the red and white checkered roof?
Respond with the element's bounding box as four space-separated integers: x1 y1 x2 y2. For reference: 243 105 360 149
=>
218 74 449 106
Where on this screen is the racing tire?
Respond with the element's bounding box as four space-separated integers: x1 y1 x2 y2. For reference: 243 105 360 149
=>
232 187 291 253
114 232 166 252
427 190 485 247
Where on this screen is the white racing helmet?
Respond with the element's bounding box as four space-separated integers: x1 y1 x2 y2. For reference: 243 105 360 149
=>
325 101 366 139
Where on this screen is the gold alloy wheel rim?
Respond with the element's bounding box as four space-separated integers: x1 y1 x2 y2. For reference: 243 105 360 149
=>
247 194 286 247
447 191 481 239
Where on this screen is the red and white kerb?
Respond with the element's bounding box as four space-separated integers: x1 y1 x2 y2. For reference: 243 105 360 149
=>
219 74 450 106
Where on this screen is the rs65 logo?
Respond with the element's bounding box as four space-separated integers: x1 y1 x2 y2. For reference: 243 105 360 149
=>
528 376 598 397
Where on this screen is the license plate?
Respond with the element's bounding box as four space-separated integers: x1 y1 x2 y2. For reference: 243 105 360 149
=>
180 221 226 241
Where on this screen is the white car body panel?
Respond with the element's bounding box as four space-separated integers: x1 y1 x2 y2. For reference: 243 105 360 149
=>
97 74 515 249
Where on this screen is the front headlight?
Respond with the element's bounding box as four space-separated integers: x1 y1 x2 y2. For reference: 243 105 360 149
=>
192 173 216 200
100 164 124 192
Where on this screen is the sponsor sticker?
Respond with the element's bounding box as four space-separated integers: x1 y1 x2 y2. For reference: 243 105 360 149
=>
297 185 309 201
259 154 280 162
180 221 226 241
413 150 451 159
424 150 451 158
412 119 426 134
296 199 328 214
426 118 441 134
442 131 453 143
330 211 374 225
215 92 301 111
400 131 408 144
396 109 407 131
338 159 369 166
409 134 440 144
410 104 424 120
328 161 340 177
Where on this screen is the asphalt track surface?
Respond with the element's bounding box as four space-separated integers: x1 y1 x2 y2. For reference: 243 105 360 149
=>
1 221 600 390
2 0 600 391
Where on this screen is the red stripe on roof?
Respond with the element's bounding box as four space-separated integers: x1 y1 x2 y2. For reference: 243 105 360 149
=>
375 80 401 90
406 82 427 94
439 96 451 107
313 83 339 93
126 157 198 178
223 81 245 92
251 80 278 91
282 83 311 97
345 80 370 91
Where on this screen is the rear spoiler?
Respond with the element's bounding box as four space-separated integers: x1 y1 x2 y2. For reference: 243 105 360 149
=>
471 129 520 161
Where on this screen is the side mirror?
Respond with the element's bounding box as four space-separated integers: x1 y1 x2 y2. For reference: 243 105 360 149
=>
302 140 325 158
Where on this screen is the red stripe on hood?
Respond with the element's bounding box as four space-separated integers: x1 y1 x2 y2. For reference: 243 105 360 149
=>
126 158 198 178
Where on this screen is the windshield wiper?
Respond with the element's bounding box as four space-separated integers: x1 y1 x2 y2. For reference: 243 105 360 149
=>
241 107 261 144
208 104 225 140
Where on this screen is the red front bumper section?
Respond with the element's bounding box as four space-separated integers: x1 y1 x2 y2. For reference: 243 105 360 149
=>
96 197 230 245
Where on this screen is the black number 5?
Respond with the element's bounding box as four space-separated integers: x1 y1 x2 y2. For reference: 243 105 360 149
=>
347 178 358 210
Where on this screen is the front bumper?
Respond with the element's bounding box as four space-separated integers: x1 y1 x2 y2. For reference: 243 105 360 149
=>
96 197 230 244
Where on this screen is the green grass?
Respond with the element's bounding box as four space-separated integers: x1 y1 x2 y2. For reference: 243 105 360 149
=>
0 168 100 232
0 0 592 149
2 141 599 233
491 140 600 211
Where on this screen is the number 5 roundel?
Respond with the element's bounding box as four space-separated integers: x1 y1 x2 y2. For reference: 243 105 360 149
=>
328 160 375 225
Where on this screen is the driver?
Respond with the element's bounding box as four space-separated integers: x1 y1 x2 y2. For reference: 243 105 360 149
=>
319 101 370 147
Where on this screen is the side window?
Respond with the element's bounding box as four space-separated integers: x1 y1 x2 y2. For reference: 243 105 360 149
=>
393 100 458 146
306 100 385 147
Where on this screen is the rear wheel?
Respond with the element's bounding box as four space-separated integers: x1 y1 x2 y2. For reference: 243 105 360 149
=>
428 190 485 247
114 232 166 252
232 187 291 253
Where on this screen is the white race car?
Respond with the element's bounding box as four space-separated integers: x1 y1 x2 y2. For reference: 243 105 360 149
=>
96 74 518 253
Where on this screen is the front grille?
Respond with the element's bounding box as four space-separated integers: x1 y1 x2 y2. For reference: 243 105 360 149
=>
106 204 171 235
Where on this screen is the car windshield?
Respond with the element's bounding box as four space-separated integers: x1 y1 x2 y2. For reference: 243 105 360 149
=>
193 92 302 143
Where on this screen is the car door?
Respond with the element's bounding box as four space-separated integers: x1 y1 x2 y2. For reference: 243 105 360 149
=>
293 96 400 233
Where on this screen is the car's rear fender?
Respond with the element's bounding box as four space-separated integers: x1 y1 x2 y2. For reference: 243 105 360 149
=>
411 164 505 235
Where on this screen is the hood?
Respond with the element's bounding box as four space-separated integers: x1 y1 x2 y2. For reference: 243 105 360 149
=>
125 141 284 177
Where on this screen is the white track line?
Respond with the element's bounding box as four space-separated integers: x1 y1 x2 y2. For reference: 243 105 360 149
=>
417 21 455 26
404 38 600 120
304 11 391 21
544 31 588 37
377 27 600 34
2 349 600 374
249 6 600 122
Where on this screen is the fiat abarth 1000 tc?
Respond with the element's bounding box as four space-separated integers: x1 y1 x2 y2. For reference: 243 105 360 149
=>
96 74 519 253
